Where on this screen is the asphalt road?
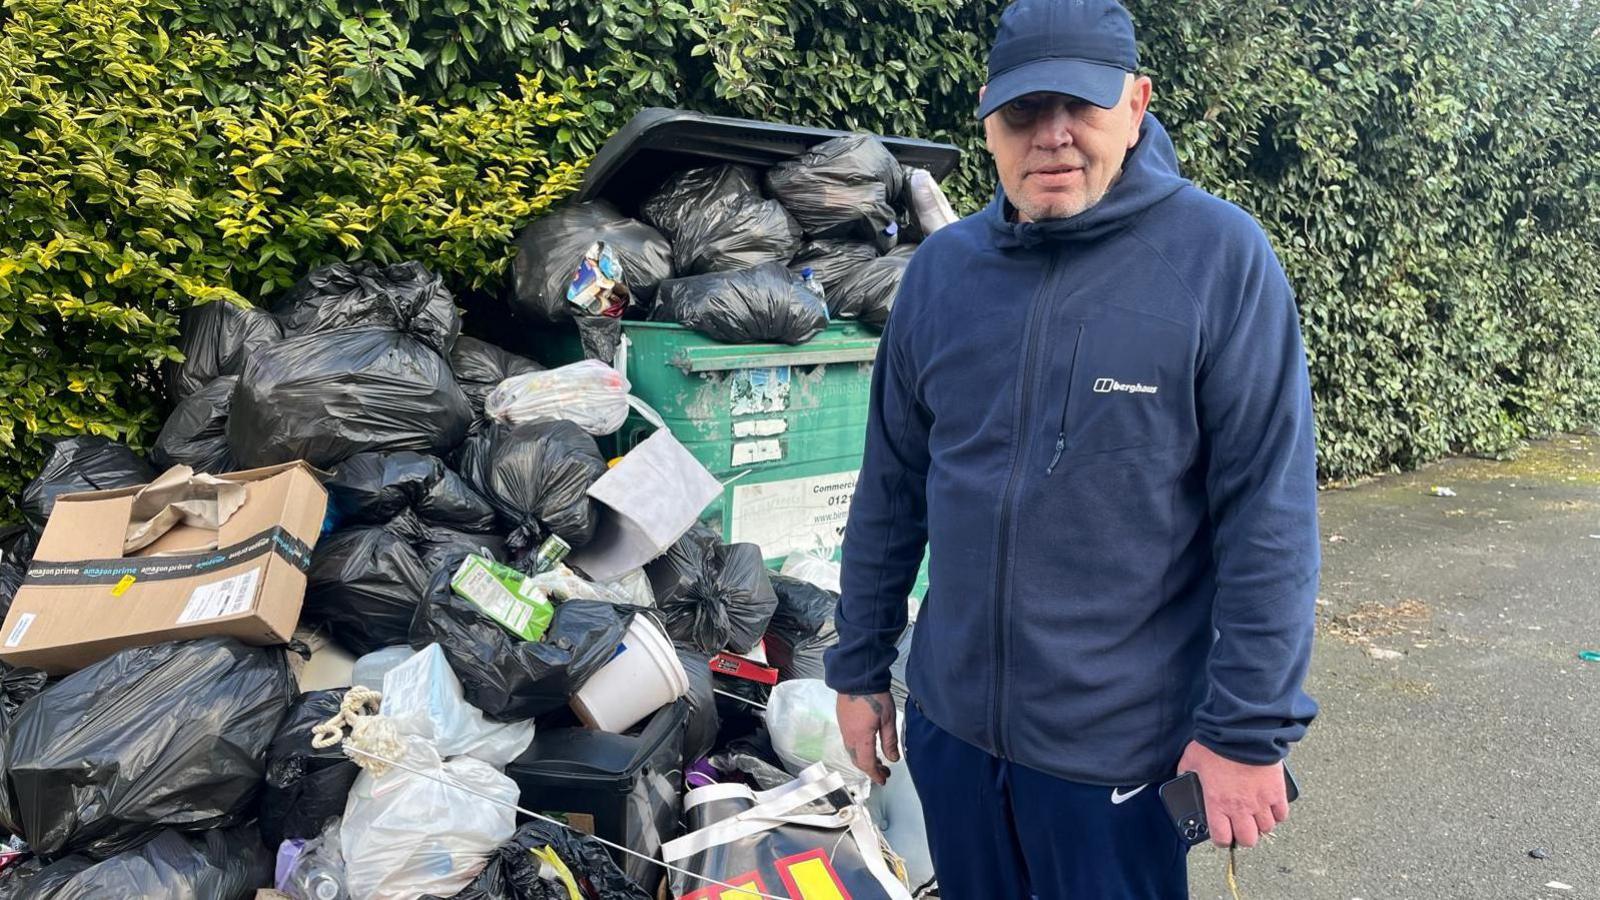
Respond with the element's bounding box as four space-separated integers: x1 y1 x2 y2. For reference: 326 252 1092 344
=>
1188 433 1600 900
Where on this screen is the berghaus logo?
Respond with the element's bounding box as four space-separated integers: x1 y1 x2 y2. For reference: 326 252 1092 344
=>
1093 378 1159 395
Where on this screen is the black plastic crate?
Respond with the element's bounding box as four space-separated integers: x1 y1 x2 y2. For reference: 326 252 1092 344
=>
505 697 689 892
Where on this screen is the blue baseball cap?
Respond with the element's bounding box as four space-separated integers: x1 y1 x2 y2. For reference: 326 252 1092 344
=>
976 0 1139 119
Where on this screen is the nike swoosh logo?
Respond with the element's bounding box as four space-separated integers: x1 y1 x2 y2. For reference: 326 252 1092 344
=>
1110 784 1148 805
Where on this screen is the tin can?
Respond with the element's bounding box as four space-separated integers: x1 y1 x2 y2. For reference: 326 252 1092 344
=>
531 535 572 574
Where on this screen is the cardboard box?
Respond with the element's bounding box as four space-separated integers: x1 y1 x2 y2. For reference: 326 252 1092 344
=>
0 461 327 674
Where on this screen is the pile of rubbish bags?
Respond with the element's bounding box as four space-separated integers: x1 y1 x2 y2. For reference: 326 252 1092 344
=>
0 123 946 900
511 133 958 344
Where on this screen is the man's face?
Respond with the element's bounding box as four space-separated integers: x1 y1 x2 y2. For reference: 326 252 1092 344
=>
982 75 1153 222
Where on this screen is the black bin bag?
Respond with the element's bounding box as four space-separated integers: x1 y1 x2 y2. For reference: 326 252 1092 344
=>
646 526 778 655
164 300 283 402
510 201 674 323
409 550 635 721
228 326 473 469
641 165 802 275
651 262 828 346
763 576 840 682
450 336 544 420
305 511 504 656
675 647 719 763
0 667 47 728
764 134 907 250
325 450 497 534
260 689 361 850
830 247 912 328
271 260 460 350
6 827 271 900
0 528 34 626
150 376 237 475
20 437 154 534
0 638 296 860
788 239 880 294
763 575 835 647
229 261 470 469
454 420 608 555
433 819 649 900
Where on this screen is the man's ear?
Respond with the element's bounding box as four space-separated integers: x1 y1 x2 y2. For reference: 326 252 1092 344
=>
1126 75 1153 149
979 84 995 153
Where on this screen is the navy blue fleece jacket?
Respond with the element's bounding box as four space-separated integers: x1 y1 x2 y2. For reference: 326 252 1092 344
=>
824 113 1320 785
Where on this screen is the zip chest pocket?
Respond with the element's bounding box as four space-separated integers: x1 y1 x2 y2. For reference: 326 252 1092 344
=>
1046 325 1086 475
1044 309 1194 473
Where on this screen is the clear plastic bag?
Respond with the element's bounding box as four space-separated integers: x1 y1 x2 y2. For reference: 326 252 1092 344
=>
483 360 632 436
379 644 535 768
450 336 545 421
340 737 518 900
278 818 349 899
595 568 655 608
779 546 842 594
764 679 875 799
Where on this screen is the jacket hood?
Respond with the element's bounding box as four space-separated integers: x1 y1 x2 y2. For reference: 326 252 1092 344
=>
985 112 1190 249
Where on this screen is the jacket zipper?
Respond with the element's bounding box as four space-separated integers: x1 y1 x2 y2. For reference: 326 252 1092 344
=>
1046 324 1087 476
989 254 1060 760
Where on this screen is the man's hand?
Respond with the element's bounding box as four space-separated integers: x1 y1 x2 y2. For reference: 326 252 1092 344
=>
1177 741 1289 849
836 692 899 785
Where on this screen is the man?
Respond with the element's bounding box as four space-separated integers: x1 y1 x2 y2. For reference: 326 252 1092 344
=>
824 0 1321 896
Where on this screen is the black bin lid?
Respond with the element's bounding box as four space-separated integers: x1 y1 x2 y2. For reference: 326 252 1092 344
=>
576 107 963 215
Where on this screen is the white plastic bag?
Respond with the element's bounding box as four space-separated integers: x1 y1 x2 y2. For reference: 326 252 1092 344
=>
598 567 656 608
350 644 415 692
484 359 632 435
521 563 641 607
907 168 958 236
341 737 518 900
380 644 535 767
765 678 876 799
780 546 842 594
871 758 935 890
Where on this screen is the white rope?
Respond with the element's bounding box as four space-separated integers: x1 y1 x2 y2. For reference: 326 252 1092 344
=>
340 743 800 900
310 687 402 776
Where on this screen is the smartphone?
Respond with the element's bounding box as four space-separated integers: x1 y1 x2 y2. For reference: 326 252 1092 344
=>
1158 763 1300 847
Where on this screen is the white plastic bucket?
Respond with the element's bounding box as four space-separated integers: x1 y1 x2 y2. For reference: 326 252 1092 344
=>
571 614 689 733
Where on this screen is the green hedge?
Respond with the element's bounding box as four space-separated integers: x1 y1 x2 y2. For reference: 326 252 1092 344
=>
3 0 1598 517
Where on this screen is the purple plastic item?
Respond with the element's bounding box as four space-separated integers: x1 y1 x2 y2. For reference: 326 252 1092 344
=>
274 838 308 891
685 757 722 790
